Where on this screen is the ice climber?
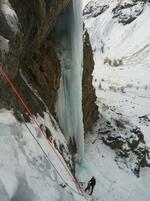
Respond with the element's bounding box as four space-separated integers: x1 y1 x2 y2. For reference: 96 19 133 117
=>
85 176 96 195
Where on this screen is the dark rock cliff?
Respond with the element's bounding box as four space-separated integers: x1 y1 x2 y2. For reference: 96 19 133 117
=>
0 0 98 133
0 0 70 117
83 30 99 133
8 0 70 66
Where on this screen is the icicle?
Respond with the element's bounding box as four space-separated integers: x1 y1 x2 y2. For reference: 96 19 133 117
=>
70 0 84 161
56 0 84 161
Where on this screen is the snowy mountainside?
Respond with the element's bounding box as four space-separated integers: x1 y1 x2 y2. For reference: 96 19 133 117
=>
83 0 150 175
0 109 86 201
76 131 150 201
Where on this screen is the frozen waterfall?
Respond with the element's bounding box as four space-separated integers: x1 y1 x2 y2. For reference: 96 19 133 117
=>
56 0 84 161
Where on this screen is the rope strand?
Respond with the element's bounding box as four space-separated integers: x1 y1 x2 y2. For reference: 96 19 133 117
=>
0 66 88 201
22 116 82 196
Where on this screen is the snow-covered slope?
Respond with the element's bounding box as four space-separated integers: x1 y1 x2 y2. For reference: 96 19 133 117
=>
76 132 150 201
1 1 150 201
83 0 150 171
77 1 150 200
0 109 86 201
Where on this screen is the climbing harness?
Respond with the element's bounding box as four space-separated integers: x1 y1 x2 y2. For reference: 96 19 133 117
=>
0 66 89 201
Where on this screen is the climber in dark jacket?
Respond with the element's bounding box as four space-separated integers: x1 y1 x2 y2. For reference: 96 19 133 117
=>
85 176 96 195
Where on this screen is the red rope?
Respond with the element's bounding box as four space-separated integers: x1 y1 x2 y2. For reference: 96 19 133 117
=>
0 66 86 199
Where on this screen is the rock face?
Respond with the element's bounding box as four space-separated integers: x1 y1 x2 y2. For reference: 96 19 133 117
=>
0 0 98 133
95 116 150 177
0 0 70 117
83 2 109 18
8 0 70 64
82 30 99 133
22 41 61 116
83 0 146 24
83 0 150 176
112 1 144 25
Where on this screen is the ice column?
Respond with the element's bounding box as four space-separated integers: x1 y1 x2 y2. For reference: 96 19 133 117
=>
56 0 84 161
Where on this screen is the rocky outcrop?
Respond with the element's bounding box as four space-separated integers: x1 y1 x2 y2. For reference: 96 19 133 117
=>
22 41 61 116
112 1 144 25
0 0 71 75
82 30 99 133
134 0 150 2
96 117 150 177
83 1 109 18
0 0 98 136
0 42 60 120
8 0 70 63
83 0 146 25
0 0 70 117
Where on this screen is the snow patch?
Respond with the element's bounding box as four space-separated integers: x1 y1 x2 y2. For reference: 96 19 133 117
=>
0 110 86 201
1 0 19 33
0 35 9 51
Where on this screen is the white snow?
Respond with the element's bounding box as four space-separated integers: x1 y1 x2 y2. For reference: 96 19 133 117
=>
1 1 150 201
0 36 9 52
76 134 150 201
82 0 91 8
84 0 150 147
0 110 86 201
79 0 150 200
1 0 19 33
0 109 17 124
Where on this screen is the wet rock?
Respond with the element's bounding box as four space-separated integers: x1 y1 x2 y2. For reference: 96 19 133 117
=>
0 0 70 117
82 30 99 133
23 41 61 117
